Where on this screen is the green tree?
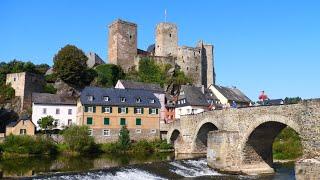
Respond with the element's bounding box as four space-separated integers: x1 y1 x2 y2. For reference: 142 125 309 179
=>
284 97 302 104
138 58 163 85
93 64 125 87
118 125 131 150
53 45 95 87
43 84 57 94
0 83 15 103
62 125 97 154
37 115 56 134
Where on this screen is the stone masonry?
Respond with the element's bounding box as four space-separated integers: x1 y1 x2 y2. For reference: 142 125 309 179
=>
165 99 320 177
107 19 215 87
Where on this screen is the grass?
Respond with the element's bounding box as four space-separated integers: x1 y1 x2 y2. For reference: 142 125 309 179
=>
273 127 303 160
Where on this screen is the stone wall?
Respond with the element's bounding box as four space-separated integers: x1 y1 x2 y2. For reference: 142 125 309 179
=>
108 19 137 72
295 158 320 180
176 46 202 86
134 54 176 69
155 23 178 57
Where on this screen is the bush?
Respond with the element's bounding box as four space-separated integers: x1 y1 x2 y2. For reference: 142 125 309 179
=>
43 84 57 94
100 142 120 153
1 135 57 155
151 139 173 150
131 140 154 153
62 126 97 154
45 73 58 83
0 83 15 102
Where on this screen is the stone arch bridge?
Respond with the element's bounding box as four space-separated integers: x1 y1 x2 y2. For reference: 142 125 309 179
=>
166 99 320 176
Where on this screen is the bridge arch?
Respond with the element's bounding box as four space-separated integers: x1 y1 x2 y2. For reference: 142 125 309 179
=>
193 121 219 153
167 129 182 148
240 115 302 167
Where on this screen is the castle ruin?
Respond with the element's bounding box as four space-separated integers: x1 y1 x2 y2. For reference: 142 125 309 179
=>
108 19 215 87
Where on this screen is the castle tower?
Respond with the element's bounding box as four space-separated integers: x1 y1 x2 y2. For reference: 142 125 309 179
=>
197 41 215 87
108 19 137 72
155 23 178 57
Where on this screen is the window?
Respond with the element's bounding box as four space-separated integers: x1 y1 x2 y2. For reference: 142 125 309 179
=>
87 106 96 113
68 119 72 126
13 77 16 81
178 101 180 105
104 96 109 101
103 106 111 113
103 129 110 136
150 99 155 103
136 98 141 103
68 109 72 115
56 108 60 114
149 108 157 114
187 109 191 114
88 96 93 101
180 91 185 95
42 108 47 114
120 97 126 102
120 118 126 125
104 118 110 125
135 108 142 114
135 129 142 134
151 129 156 134
169 33 172 37
119 107 127 114
87 117 93 125
20 129 26 135
88 129 93 136
136 118 141 125
187 67 189 70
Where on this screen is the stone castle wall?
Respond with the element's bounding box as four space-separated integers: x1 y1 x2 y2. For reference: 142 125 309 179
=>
108 19 137 72
176 46 202 86
134 54 176 69
155 23 178 57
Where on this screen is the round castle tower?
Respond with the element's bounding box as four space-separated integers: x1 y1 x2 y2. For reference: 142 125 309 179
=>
155 23 178 57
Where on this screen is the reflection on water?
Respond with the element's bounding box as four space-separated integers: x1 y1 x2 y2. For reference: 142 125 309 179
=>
0 154 296 179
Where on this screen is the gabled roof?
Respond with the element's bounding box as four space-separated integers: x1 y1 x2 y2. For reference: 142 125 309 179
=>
214 85 251 103
80 87 161 108
32 93 77 105
118 80 164 93
177 85 210 107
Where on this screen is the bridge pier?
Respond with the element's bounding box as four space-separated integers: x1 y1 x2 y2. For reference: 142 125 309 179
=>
207 130 274 175
295 158 320 180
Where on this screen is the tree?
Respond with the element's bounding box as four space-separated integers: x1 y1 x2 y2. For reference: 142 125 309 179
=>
284 97 302 104
37 115 56 134
138 58 163 85
62 125 96 154
0 83 15 103
53 45 95 87
93 64 125 87
118 125 131 150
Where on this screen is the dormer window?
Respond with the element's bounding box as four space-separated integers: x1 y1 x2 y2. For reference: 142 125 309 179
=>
88 96 93 101
180 91 185 95
120 97 126 102
150 99 155 103
104 96 109 101
136 98 141 103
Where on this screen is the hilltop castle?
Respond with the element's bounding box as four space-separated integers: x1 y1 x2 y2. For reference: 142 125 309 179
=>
108 19 215 88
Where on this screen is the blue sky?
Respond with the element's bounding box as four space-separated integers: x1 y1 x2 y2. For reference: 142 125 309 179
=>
1 0 319 100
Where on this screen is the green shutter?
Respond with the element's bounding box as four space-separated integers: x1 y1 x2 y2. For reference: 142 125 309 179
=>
126 107 128 114
118 107 121 113
156 108 158 114
141 108 144 114
104 118 110 125
102 106 105 113
149 108 151 114
84 106 88 112
120 118 126 125
136 118 141 125
110 107 112 113
87 117 93 125
93 106 96 113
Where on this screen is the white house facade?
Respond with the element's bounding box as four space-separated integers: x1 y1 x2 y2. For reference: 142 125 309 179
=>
32 93 77 130
175 105 206 119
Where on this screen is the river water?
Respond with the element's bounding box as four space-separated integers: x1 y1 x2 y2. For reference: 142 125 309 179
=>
0 153 295 179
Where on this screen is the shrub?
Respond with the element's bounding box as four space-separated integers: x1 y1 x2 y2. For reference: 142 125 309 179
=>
0 83 15 102
131 140 154 153
100 142 120 153
43 84 57 94
1 135 57 155
62 126 97 154
118 126 131 150
45 73 58 83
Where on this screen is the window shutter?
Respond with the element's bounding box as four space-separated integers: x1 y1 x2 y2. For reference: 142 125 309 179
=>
118 107 121 113
134 108 137 114
141 108 144 114
149 108 151 114
126 107 128 114
156 108 159 114
84 106 88 112
104 118 109 125
93 106 96 113
102 106 105 113
110 107 112 113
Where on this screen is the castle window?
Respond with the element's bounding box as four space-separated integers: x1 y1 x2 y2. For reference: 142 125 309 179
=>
129 35 132 39
169 33 172 37
13 77 16 81
196 66 198 71
194 52 195 56
187 67 189 70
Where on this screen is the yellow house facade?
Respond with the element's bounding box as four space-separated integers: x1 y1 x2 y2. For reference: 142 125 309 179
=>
77 87 161 142
6 118 35 136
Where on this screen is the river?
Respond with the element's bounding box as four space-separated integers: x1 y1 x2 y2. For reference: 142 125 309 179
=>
0 153 295 179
